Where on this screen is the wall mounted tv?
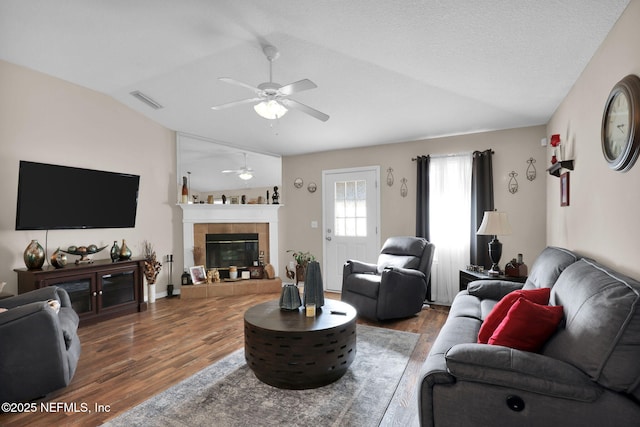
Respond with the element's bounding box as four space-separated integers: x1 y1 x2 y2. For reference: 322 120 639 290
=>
15 161 140 230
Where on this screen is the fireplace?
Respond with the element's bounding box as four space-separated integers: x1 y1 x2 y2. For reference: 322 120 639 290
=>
180 204 281 280
206 233 259 278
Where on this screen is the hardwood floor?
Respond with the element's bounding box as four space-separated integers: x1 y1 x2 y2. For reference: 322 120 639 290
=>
1 292 448 427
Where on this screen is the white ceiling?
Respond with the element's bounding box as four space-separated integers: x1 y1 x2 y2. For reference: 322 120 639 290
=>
0 0 630 157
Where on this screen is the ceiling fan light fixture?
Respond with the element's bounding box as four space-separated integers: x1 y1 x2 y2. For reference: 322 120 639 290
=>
254 100 288 120
238 171 254 180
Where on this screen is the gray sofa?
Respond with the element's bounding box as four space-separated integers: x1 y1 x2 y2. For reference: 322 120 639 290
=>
0 286 81 402
419 246 640 426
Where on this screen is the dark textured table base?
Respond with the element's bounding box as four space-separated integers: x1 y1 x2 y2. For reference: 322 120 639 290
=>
244 301 357 389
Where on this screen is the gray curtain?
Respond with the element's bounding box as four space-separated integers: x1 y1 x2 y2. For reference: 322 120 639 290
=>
415 155 430 239
415 155 431 301
470 149 494 268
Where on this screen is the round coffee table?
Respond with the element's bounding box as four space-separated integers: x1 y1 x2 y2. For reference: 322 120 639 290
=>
244 299 357 389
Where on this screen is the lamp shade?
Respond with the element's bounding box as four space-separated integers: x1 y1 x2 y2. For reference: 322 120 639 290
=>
254 100 288 119
477 211 512 236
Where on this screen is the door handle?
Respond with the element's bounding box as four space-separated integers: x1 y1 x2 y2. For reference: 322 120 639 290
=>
326 236 332 241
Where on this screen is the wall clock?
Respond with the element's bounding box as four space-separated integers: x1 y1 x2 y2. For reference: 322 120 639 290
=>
601 74 640 172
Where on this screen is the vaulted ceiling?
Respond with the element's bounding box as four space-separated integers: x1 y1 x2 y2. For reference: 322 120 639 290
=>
0 0 630 157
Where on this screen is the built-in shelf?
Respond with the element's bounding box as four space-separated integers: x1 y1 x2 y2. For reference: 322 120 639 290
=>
547 160 574 177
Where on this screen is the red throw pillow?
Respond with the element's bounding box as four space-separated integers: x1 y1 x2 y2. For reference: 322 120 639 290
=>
488 297 564 352
477 287 551 344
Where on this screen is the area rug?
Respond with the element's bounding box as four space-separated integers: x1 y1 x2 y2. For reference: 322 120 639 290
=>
103 325 419 427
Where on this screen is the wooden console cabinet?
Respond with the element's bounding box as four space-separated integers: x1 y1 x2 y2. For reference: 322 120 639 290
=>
15 258 147 326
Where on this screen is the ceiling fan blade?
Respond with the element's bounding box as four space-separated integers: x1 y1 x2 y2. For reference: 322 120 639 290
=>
211 97 262 110
279 79 317 96
280 98 330 122
219 77 262 94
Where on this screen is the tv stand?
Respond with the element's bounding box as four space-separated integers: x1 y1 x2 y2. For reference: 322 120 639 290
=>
15 258 147 326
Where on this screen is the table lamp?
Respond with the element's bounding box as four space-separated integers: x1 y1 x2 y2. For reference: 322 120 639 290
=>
476 211 512 276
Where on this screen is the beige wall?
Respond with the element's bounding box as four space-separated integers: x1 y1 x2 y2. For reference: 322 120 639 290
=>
280 125 548 283
546 0 640 278
0 60 180 298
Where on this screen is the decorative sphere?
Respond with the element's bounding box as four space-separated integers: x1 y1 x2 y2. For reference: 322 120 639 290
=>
68 245 77 252
87 244 98 252
77 246 87 253
51 249 67 268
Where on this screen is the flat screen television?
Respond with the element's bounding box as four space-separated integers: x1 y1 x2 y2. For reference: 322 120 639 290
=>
15 161 140 230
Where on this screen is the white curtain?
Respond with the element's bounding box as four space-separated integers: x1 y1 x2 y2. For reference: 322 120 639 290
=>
429 154 472 305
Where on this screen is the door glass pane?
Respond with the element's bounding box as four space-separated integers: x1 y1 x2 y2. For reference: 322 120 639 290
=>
334 179 367 236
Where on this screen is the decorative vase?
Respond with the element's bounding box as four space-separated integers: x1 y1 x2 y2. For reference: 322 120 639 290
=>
148 283 156 303
279 284 302 310
50 247 67 268
24 240 45 270
110 240 120 262
119 239 132 260
303 261 324 308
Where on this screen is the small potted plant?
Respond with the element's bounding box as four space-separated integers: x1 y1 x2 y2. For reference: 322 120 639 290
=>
286 250 315 283
143 241 162 303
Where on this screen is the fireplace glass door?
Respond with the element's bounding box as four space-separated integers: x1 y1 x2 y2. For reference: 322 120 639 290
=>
206 233 259 278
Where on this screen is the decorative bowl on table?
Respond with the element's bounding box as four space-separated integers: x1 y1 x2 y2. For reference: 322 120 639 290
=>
62 245 108 264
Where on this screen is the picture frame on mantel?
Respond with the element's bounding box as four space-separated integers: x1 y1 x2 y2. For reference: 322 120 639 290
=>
560 172 570 207
189 265 207 284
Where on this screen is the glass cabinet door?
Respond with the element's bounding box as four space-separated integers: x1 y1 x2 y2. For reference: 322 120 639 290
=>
100 270 136 309
52 278 94 315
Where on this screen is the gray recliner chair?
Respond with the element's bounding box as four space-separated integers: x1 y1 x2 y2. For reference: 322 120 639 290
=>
341 236 435 321
0 286 81 402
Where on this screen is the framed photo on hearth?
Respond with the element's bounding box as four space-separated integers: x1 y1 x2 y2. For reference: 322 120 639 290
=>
560 172 570 207
189 265 207 284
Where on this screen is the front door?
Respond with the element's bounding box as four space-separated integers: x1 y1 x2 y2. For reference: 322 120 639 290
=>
322 166 380 292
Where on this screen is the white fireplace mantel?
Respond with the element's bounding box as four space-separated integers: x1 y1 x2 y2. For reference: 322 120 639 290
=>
180 204 281 276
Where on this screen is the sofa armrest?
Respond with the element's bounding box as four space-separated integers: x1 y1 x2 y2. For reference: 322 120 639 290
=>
0 301 52 325
445 343 603 402
0 287 63 310
466 280 524 300
379 267 426 293
343 260 378 275
382 266 425 280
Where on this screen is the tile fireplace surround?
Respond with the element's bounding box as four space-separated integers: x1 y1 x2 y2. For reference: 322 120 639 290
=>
180 204 281 279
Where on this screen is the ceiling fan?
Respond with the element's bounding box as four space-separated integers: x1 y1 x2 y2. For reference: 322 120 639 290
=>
211 45 329 122
222 153 254 180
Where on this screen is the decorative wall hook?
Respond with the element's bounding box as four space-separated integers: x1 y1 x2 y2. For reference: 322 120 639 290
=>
526 158 537 181
508 171 519 194
400 178 408 197
387 167 394 186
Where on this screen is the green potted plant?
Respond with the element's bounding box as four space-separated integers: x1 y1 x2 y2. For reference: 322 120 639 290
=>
286 250 315 284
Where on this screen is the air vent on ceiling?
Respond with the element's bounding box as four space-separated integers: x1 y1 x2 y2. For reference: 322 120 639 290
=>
130 91 163 110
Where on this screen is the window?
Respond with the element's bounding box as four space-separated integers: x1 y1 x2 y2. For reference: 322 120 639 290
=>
334 180 367 236
429 154 472 304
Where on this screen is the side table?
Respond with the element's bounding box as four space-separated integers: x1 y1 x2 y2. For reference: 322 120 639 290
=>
459 269 527 291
